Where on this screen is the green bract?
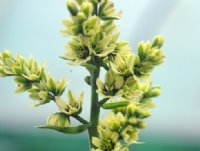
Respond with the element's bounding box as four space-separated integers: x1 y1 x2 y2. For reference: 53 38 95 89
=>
0 0 165 150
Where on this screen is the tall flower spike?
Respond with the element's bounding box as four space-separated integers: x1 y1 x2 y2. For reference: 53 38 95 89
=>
0 0 165 150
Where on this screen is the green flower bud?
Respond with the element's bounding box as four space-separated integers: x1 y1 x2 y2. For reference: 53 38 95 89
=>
0 50 12 60
135 108 151 119
39 91 49 100
136 121 147 129
80 2 93 17
47 113 70 127
76 12 87 23
144 86 161 98
29 92 41 100
67 0 78 16
128 117 138 125
152 36 164 48
126 104 137 118
105 70 115 87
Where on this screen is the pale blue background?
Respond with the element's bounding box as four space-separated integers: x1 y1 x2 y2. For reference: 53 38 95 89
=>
0 0 200 145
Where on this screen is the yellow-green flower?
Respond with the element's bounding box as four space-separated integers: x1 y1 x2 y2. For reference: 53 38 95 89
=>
99 112 126 132
55 90 83 115
90 32 116 57
92 127 128 151
96 70 124 97
117 76 143 102
109 53 135 77
64 36 91 65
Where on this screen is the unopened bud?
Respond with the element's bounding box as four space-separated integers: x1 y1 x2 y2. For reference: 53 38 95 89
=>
135 109 151 119
67 0 78 16
144 87 161 98
152 36 164 48
136 121 146 129
81 2 93 17
128 117 138 125
48 113 70 127
126 104 137 118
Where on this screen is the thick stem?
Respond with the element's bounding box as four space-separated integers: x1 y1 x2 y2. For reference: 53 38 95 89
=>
88 59 100 149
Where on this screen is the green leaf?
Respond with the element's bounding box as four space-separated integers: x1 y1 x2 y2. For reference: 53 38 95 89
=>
101 101 129 109
36 124 90 134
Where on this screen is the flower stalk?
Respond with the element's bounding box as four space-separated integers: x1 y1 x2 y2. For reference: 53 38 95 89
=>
88 57 101 148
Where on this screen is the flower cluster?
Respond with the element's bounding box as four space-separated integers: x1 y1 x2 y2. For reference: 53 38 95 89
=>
0 50 67 106
93 37 164 150
0 50 85 129
61 0 121 65
93 35 164 150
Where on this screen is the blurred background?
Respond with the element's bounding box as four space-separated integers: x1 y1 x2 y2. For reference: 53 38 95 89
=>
0 0 200 151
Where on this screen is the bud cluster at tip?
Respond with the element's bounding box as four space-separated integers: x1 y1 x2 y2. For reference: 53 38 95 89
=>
61 0 122 65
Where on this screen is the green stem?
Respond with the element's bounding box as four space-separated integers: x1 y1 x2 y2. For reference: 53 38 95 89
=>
72 115 89 125
88 58 100 149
